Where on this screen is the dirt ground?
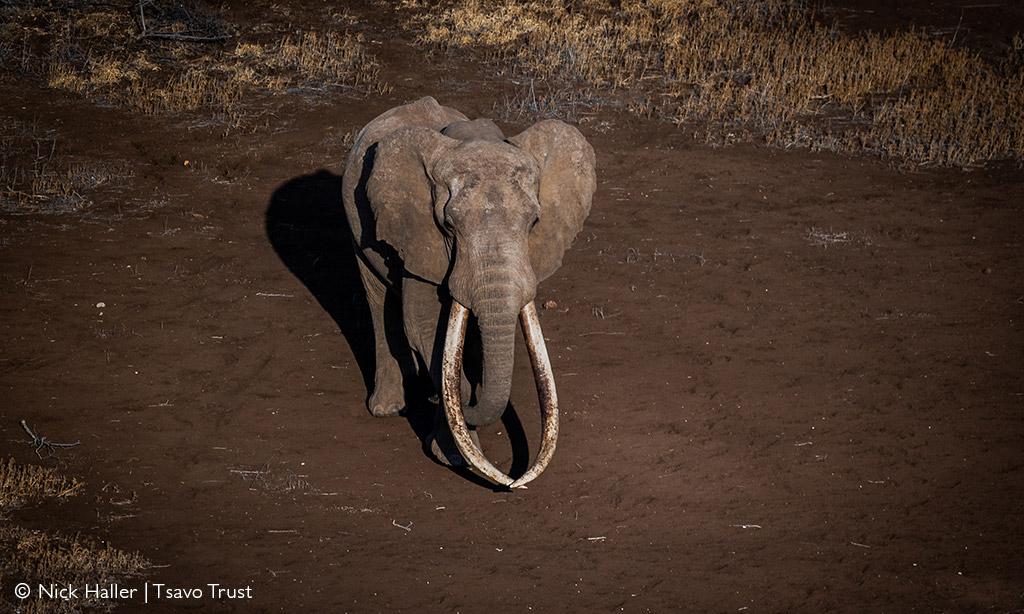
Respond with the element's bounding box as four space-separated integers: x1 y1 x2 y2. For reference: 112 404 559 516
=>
2 1 1023 613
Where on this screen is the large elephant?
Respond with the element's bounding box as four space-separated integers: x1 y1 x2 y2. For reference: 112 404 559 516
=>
341 96 596 488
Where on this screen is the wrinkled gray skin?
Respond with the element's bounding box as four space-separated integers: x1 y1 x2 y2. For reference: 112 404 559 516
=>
342 96 596 465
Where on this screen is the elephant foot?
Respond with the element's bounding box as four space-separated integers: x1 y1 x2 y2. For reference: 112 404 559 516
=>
427 411 481 467
368 385 405 417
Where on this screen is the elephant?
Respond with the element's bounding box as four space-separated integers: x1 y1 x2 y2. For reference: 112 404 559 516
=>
341 96 596 488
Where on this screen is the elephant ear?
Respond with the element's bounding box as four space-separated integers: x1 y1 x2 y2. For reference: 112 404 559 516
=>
366 126 460 284
508 120 597 282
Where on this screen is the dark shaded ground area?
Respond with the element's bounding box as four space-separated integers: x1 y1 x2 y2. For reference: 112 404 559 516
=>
1 1 1022 612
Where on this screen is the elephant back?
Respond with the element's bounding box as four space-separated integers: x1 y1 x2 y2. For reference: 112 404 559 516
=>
441 119 505 142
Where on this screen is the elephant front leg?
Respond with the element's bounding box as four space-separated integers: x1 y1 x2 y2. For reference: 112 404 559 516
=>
357 256 406 417
400 278 477 466
400 276 445 377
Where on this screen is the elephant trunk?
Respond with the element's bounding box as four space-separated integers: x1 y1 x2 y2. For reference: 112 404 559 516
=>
461 288 519 427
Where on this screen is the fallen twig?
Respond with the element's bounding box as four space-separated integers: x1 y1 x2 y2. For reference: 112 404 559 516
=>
140 31 229 42
20 420 80 459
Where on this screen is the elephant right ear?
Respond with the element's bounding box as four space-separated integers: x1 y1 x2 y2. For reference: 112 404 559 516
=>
508 120 597 282
366 126 459 284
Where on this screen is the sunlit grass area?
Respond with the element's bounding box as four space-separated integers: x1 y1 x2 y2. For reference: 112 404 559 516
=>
408 0 1023 167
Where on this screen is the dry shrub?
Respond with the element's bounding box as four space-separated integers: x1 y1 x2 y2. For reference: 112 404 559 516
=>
498 80 605 123
411 0 1023 167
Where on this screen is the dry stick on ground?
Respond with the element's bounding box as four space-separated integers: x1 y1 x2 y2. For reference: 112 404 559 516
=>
19 419 81 459
135 0 229 43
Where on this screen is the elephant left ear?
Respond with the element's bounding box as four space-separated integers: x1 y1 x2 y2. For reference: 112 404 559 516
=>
508 120 597 282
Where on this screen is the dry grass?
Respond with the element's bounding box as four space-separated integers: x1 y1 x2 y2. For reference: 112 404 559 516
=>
1 119 129 215
408 0 1023 167
0 526 149 614
232 30 387 93
0 459 147 613
2 1 388 125
0 458 84 510
806 227 873 249
0 1 388 214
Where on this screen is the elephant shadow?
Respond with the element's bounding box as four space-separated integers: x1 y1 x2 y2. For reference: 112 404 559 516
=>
264 170 530 484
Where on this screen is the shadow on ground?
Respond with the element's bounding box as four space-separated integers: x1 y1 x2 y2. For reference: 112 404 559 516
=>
265 169 376 393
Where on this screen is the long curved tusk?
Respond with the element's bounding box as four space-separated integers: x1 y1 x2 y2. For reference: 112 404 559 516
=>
441 301 514 487
509 300 559 489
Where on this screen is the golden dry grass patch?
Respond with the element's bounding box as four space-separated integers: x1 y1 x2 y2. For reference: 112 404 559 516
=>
409 0 1023 167
0 458 84 511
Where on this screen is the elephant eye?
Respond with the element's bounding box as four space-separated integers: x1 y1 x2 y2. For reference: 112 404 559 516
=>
531 214 540 229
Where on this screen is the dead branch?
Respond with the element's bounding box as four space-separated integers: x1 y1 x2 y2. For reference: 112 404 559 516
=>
20 419 81 459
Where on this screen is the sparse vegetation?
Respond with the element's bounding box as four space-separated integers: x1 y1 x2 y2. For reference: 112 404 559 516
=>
0 458 84 510
2 1 388 123
1 1 388 214
407 0 1023 167
0 526 149 614
0 118 129 215
0 459 147 614
4 0 1017 166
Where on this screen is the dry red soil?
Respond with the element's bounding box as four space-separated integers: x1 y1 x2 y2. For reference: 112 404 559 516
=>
2 1 1022 613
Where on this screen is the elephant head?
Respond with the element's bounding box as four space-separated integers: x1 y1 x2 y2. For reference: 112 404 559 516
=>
364 118 596 487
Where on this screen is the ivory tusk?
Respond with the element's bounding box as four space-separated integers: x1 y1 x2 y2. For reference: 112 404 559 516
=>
509 300 559 489
441 301 514 487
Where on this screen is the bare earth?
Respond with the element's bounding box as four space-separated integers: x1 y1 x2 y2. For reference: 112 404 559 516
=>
2 2 1022 613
